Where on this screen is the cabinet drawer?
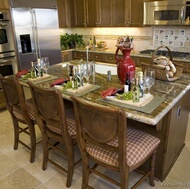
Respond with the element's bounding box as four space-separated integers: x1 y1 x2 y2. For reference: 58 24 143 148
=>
73 51 90 60
92 53 104 62
104 54 116 64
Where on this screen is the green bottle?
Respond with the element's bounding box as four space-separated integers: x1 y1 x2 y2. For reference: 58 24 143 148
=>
132 78 140 103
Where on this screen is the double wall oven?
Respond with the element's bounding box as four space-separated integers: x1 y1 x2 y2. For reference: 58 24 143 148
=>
0 10 17 79
0 10 17 109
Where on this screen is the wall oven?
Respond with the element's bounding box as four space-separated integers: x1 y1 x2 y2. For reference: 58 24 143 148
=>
0 10 17 89
143 0 190 25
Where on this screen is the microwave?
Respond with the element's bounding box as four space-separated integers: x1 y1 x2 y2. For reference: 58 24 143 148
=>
143 0 190 25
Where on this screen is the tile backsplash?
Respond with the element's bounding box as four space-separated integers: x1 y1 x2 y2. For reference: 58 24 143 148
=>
153 29 190 49
60 26 190 53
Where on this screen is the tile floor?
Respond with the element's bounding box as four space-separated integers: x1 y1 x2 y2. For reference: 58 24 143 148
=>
0 109 190 189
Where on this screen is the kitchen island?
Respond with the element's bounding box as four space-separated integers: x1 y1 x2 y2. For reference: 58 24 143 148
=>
35 61 190 182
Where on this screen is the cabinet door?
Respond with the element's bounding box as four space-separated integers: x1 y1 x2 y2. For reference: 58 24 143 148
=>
57 0 69 28
61 51 73 62
130 0 143 26
112 0 129 26
0 0 9 9
0 91 6 109
97 0 112 26
85 0 97 27
70 0 86 27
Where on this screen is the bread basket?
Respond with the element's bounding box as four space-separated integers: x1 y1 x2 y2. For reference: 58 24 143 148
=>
141 45 184 81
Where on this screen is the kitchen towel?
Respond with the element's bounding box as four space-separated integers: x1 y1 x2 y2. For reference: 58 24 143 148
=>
16 70 29 78
50 78 68 87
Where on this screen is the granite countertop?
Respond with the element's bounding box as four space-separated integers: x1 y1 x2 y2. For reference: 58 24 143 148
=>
65 48 190 63
47 61 190 126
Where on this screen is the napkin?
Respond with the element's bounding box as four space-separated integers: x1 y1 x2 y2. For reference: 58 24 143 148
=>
100 87 118 98
16 70 29 78
50 78 68 87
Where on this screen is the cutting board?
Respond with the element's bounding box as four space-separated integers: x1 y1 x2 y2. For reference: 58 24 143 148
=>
67 83 93 94
105 93 154 107
27 74 51 82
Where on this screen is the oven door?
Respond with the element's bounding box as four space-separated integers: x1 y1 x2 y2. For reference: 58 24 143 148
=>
0 21 15 52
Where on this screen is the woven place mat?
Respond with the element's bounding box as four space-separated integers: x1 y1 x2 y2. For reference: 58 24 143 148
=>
20 74 58 85
62 84 101 97
98 95 165 114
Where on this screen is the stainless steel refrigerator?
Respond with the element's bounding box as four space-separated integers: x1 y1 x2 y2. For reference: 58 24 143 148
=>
10 0 62 70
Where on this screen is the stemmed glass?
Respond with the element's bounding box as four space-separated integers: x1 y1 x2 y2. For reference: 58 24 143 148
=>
83 63 92 84
41 57 49 74
143 69 155 94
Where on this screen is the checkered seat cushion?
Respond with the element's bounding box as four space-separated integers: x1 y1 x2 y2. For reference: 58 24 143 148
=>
86 127 160 167
46 106 76 139
12 98 36 121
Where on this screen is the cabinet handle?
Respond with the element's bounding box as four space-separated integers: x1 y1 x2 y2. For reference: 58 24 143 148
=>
177 106 181 119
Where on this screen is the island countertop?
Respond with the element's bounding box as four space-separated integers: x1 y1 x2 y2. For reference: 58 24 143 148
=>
47 61 190 127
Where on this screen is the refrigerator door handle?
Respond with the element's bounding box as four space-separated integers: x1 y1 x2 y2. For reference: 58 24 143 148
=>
31 9 41 60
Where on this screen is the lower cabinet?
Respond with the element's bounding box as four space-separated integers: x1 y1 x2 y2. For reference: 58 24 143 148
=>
61 51 73 62
0 91 6 110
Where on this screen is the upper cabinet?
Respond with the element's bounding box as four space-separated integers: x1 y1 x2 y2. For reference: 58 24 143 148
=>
0 0 9 9
85 0 112 27
112 0 143 26
69 0 86 27
57 0 143 28
57 0 69 28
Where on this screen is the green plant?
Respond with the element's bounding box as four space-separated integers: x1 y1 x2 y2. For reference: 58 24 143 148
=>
60 33 84 50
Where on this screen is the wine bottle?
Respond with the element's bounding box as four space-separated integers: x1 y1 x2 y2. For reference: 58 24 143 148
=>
72 67 78 90
132 78 140 103
138 71 144 98
124 72 131 93
30 61 36 78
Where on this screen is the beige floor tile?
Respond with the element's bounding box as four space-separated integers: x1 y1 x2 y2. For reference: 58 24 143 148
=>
0 167 41 189
0 154 20 180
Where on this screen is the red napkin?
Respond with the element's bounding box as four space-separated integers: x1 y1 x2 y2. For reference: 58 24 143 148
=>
16 70 29 78
50 78 68 87
100 87 118 98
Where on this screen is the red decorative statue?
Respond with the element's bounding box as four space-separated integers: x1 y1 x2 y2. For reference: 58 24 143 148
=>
115 47 136 83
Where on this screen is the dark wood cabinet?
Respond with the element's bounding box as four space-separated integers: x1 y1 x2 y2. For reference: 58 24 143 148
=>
72 51 91 60
57 0 143 27
57 0 69 28
85 0 112 27
0 91 6 110
163 92 190 178
69 0 86 27
112 0 143 26
0 0 9 9
61 51 73 62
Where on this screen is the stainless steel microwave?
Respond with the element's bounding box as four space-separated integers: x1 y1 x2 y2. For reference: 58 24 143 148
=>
143 0 190 25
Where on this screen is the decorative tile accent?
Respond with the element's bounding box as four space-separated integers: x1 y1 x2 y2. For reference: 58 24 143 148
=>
153 29 190 47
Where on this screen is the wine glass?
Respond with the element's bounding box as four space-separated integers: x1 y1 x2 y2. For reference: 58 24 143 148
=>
41 57 49 74
83 63 92 84
144 69 155 94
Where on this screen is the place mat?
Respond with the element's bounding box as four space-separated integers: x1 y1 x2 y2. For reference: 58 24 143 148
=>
98 95 165 114
105 93 153 107
19 75 58 85
62 84 101 97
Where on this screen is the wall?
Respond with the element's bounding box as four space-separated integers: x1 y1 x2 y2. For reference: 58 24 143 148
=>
60 26 190 53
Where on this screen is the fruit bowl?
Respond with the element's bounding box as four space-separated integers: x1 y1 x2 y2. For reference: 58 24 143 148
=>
97 41 107 49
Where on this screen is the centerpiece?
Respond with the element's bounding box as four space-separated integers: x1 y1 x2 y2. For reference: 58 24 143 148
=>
115 36 135 83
